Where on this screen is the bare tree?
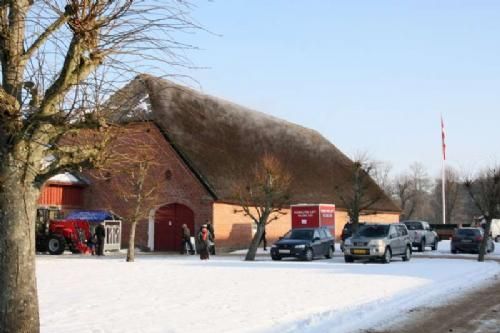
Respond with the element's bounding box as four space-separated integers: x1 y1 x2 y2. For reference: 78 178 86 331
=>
94 130 161 262
393 162 433 221
233 155 291 261
464 166 500 262
335 153 384 232
431 167 461 224
0 1 198 331
371 160 393 197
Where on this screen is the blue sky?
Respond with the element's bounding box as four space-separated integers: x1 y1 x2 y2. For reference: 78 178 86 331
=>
173 1 500 177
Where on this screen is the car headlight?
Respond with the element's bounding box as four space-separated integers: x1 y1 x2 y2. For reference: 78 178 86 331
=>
294 244 306 249
344 238 352 246
368 240 384 247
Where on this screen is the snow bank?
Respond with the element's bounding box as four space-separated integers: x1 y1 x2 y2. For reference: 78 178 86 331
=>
36 256 499 333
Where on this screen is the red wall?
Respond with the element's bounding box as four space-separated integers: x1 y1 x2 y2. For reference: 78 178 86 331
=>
38 184 85 208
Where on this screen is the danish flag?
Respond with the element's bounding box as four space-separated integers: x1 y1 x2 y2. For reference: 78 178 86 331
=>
441 116 446 160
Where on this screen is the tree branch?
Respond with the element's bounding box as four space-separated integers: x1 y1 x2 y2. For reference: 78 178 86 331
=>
22 12 69 61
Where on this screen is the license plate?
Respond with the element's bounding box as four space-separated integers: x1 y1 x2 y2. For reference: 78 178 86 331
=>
351 249 369 255
462 239 472 243
278 249 290 254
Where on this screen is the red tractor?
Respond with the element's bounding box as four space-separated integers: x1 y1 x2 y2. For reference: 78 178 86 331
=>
36 219 92 255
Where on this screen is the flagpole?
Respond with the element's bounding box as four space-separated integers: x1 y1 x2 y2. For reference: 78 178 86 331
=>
441 116 446 225
442 155 446 225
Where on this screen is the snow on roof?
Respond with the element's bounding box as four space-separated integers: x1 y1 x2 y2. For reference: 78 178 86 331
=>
48 172 83 184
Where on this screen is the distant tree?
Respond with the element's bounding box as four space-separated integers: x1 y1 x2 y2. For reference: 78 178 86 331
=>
95 131 161 262
233 154 291 261
464 166 500 262
393 162 433 221
371 160 393 197
335 153 384 232
431 167 461 224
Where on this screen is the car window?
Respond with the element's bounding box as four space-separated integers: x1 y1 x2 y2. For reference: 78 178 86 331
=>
389 226 398 237
397 225 408 236
318 229 328 239
456 229 480 237
285 229 314 240
313 230 321 239
323 228 333 238
404 221 423 230
355 225 390 237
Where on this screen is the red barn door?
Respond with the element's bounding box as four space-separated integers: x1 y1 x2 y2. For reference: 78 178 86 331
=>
154 203 194 251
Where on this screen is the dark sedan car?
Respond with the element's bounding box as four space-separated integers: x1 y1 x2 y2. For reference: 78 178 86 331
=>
451 227 495 254
270 227 335 261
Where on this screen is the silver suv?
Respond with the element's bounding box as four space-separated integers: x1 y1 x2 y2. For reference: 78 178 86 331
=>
402 220 438 252
343 223 412 264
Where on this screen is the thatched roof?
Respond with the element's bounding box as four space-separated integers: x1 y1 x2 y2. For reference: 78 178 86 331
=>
106 75 400 212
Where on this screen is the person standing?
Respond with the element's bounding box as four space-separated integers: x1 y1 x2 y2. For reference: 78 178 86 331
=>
259 229 267 251
95 223 106 256
181 224 194 254
206 222 215 255
197 225 212 260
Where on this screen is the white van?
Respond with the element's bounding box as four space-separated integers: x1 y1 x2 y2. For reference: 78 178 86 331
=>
490 219 500 242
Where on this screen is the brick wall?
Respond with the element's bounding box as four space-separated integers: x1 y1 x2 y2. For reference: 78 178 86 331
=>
213 203 400 250
84 123 214 250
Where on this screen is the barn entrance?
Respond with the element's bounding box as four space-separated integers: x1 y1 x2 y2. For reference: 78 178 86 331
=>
154 203 194 252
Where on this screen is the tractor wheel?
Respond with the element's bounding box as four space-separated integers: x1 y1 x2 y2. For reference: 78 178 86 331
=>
47 235 66 255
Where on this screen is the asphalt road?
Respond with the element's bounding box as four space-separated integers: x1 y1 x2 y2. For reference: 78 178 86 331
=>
366 276 500 333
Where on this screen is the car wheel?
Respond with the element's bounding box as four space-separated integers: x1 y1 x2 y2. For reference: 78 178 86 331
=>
304 248 314 261
325 246 333 259
47 235 66 255
418 238 426 252
344 255 354 263
495 236 500 243
271 254 281 261
402 246 411 262
451 248 458 254
383 247 392 264
488 242 495 253
431 238 438 251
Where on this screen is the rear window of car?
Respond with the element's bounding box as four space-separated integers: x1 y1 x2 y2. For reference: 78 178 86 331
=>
404 222 423 230
355 225 390 237
285 229 314 240
456 229 481 237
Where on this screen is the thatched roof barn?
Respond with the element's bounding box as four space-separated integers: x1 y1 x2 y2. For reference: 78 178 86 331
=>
107 74 399 213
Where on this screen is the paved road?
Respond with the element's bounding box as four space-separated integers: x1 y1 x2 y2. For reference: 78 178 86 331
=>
366 277 500 333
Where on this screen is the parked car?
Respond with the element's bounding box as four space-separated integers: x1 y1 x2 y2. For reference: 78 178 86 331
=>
451 227 495 254
343 223 412 264
270 227 335 261
402 220 439 252
340 222 365 252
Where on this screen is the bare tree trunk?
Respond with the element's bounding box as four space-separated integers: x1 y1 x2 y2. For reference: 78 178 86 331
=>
126 221 138 262
478 218 492 262
0 164 40 333
245 222 265 261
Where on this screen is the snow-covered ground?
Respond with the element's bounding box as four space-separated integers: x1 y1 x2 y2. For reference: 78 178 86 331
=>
37 254 500 333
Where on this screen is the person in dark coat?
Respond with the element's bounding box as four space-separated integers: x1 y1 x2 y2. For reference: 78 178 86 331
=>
95 223 106 256
259 229 267 251
206 222 215 255
87 232 97 255
181 224 194 254
197 225 213 260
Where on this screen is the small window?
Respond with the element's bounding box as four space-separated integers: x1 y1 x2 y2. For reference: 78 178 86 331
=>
389 226 398 237
323 228 333 238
